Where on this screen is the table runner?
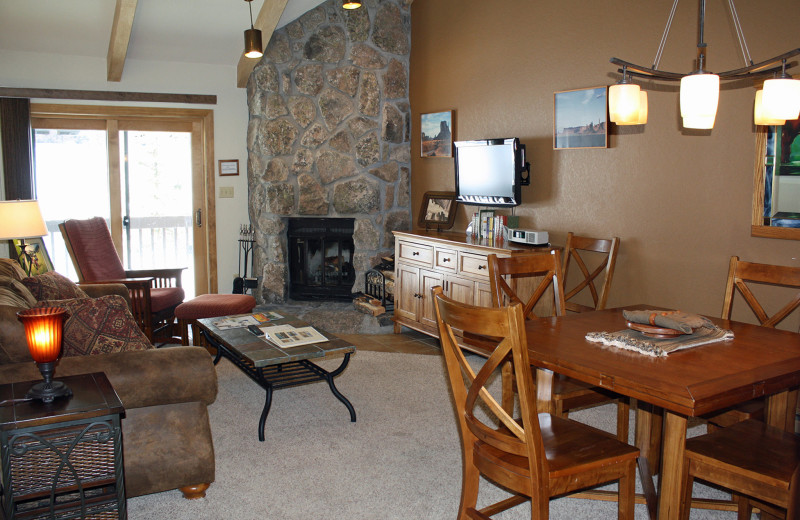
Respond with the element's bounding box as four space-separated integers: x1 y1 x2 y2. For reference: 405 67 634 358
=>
586 324 734 357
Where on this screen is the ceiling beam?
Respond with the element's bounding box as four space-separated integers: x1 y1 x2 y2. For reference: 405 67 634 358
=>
107 0 138 82
236 0 290 88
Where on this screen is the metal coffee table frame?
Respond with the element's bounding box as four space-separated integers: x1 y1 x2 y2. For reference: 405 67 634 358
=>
198 314 356 442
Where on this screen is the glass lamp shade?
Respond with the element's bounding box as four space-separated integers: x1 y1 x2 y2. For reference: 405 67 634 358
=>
342 0 362 9
0 199 48 241
17 307 67 363
244 28 263 59
636 91 648 124
680 73 720 129
754 90 786 126
609 83 642 124
761 77 800 121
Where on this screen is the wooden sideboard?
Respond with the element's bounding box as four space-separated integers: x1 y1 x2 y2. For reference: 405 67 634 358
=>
392 230 554 338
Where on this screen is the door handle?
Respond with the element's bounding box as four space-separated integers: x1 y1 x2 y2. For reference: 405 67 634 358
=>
195 209 202 228
122 215 130 228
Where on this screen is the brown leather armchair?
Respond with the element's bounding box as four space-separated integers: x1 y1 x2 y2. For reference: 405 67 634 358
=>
0 281 217 499
59 217 185 343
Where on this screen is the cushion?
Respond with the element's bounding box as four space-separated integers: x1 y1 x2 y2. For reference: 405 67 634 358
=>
175 294 256 320
61 217 127 281
37 295 153 357
22 271 89 301
0 276 36 308
0 258 26 281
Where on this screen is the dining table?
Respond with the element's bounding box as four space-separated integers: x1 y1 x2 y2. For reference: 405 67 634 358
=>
525 304 800 520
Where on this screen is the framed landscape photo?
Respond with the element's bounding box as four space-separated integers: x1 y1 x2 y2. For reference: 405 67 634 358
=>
553 86 608 150
418 191 458 230
420 110 454 157
9 237 53 277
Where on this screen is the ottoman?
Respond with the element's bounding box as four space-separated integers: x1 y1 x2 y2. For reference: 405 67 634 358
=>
175 294 257 346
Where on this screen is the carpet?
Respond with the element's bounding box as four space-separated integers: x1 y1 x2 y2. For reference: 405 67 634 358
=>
128 351 741 519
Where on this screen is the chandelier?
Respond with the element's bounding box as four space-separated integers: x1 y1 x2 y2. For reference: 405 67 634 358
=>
608 0 800 129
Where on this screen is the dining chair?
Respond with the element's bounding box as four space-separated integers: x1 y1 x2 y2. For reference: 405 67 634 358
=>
432 285 639 520
488 251 630 443
704 256 800 431
680 418 800 520
561 232 620 314
60 217 186 343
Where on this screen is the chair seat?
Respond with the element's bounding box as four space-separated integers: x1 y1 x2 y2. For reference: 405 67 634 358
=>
475 413 638 493
175 294 256 320
151 287 186 313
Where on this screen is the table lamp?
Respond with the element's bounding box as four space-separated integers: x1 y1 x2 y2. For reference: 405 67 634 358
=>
16 307 72 403
0 199 49 276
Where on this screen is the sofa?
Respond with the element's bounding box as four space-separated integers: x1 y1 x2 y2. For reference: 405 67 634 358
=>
0 259 217 499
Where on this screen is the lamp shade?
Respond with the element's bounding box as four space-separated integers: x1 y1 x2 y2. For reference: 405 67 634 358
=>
0 200 48 240
680 72 720 129
244 28 263 59
754 90 786 126
342 0 361 9
761 76 800 121
17 307 67 364
636 91 648 124
609 83 642 125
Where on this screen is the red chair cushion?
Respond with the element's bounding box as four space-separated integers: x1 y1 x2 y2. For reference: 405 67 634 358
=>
150 287 186 313
175 294 256 320
62 217 126 281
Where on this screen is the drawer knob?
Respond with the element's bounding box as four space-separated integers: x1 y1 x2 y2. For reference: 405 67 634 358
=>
478 265 486 270
412 251 419 256
442 258 451 262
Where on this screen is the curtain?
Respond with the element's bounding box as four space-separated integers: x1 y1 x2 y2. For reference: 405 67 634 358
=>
0 97 34 200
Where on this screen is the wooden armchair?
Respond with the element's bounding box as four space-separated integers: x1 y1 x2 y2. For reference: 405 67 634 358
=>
488 251 630 443
59 217 185 343
432 286 639 519
562 232 620 313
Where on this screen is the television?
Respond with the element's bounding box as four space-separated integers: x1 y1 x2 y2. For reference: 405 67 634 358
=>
454 137 530 207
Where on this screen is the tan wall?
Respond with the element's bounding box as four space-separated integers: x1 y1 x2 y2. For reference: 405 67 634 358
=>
409 0 800 327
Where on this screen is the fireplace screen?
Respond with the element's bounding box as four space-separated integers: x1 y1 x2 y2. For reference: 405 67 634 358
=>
288 218 355 300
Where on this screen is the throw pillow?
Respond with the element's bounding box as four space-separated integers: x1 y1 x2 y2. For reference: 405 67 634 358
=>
0 258 26 281
23 271 88 301
37 295 153 356
0 276 36 308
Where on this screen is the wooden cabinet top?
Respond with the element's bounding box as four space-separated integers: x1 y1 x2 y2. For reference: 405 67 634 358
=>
393 229 555 255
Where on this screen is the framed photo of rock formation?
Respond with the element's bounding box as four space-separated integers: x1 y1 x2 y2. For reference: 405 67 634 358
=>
418 191 458 231
420 110 454 157
553 87 608 150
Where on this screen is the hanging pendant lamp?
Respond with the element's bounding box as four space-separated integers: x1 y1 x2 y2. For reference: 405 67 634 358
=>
342 0 362 9
244 0 263 59
761 59 800 121
609 66 648 125
753 90 786 126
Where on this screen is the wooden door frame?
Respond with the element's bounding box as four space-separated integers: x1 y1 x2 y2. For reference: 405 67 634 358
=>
30 103 217 293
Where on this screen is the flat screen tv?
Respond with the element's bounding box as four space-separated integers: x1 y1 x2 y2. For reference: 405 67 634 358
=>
454 137 529 207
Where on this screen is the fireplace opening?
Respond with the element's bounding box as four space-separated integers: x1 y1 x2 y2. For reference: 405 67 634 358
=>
287 218 355 301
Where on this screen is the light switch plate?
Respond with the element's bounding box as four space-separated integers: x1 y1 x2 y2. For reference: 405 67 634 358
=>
220 186 234 198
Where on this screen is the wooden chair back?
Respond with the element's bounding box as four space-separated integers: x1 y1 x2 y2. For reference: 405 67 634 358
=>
561 232 620 313
432 286 549 502
721 256 800 328
488 250 566 320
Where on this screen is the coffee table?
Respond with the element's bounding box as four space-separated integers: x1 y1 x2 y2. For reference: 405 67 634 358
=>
197 311 356 441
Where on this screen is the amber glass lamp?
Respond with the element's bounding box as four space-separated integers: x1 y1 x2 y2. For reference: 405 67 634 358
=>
17 307 72 403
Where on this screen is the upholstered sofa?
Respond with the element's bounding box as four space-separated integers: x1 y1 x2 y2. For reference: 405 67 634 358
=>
0 260 217 499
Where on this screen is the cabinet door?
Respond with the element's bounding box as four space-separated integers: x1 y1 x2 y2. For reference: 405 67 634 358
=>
419 269 444 330
395 264 421 322
475 281 493 308
447 275 475 305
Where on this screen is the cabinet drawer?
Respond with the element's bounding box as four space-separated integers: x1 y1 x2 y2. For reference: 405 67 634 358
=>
434 248 457 272
397 241 433 267
459 252 490 279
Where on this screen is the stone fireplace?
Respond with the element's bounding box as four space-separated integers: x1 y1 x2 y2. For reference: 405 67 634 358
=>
287 217 355 300
246 0 413 304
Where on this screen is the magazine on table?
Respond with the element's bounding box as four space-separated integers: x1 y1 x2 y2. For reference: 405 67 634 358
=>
213 311 284 330
260 324 328 348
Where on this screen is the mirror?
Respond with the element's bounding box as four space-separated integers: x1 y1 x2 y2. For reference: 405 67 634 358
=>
751 121 800 240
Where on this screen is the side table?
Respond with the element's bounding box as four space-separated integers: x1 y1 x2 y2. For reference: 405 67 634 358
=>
0 373 126 520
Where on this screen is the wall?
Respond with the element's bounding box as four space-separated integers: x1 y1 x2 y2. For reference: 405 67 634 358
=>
410 0 800 327
247 0 412 303
0 49 249 293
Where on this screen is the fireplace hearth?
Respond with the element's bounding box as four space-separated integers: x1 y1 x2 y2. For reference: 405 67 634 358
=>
288 218 355 301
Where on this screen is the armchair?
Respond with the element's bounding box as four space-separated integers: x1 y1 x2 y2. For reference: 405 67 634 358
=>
59 217 185 343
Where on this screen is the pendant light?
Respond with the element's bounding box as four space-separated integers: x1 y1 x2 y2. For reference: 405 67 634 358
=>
244 0 263 59
680 55 719 129
761 59 800 121
609 66 648 125
753 90 786 126
342 0 362 9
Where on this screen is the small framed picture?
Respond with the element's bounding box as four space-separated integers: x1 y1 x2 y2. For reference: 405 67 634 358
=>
219 159 239 176
553 86 608 149
420 110 454 157
9 237 53 277
418 191 458 231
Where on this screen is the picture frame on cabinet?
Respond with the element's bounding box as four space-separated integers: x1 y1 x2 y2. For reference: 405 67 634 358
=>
553 86 608 149
420 110 454 157
418 191 458 231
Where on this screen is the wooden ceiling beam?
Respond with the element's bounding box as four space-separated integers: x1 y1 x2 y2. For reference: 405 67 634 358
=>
236 0 290 88
107 0 138 82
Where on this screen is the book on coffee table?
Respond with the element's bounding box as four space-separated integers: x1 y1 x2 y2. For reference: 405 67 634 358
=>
261 324 328 348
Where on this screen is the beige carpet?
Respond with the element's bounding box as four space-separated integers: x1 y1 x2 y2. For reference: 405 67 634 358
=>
128 351 741 519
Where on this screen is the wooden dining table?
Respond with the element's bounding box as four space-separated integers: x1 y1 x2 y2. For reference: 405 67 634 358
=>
525 304 800 520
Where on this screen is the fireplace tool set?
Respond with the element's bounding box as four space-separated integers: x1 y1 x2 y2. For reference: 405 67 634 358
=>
233 224 258 294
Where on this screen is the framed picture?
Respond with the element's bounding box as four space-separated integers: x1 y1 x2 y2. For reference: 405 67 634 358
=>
9 238 53 277
553 86 608 149
219 159 239 176
418 191 458 231
420 110 454 157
